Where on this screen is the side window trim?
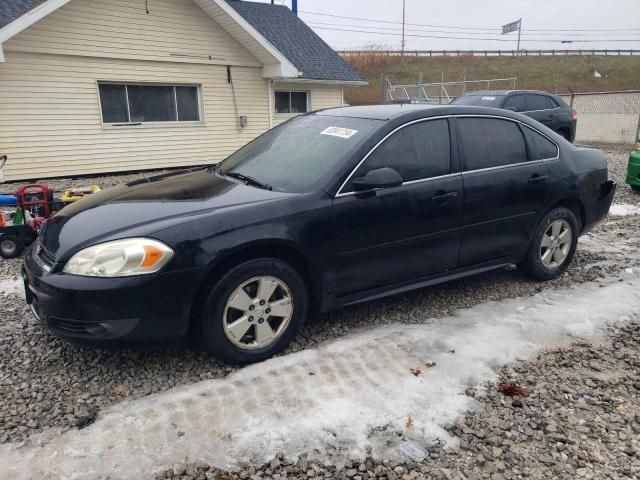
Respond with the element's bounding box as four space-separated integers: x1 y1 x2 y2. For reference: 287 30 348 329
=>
335 114 559 198
335 116 454 197
521 94 561 113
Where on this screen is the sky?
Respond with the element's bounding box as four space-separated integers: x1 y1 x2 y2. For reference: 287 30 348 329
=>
252 0 640 51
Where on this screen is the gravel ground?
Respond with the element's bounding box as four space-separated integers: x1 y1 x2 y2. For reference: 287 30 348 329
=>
0 146 639 477
156 321 640 480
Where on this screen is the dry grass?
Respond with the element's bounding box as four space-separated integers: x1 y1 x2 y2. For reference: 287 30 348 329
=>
343 53 640 105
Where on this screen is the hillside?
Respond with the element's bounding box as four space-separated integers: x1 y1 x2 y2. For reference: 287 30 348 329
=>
342 54 640 105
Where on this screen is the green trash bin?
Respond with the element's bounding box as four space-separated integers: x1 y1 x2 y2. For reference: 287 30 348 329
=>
626 119 640 191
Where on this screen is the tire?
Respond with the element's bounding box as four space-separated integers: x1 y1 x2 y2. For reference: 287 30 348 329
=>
556 129 570 141
198 258 308 364
631 185 640 192
520 207 579 281
0 235 24 259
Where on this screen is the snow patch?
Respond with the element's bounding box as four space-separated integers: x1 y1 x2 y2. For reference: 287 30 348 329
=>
1 278 639 479
609 203 640 217
0 278 24 299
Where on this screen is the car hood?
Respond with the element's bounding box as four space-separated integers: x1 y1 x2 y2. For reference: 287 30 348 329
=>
40 168 294 260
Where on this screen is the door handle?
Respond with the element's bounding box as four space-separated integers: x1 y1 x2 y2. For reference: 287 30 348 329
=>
431 191 458 204
528 174 548 185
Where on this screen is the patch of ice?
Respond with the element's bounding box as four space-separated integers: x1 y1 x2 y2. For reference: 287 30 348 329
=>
1 278 639 479
0 278 24 299
609 203 640 217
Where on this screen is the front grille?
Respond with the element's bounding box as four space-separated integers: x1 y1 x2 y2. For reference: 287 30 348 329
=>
33 242 56 272
38 245 56 266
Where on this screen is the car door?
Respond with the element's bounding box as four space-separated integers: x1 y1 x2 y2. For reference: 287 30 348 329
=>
455 116 549 266
332 118 463 296
524 93 556 127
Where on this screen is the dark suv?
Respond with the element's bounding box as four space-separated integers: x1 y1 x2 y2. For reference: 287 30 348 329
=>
451 90 577 142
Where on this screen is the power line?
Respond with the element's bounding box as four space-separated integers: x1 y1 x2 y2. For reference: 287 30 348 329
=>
306 20 640 38
309 25 640 43
301 10 640 33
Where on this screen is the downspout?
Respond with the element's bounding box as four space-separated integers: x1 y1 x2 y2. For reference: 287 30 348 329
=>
267 79 274 129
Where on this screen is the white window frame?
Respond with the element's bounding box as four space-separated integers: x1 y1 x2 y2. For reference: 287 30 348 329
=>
97 81 205 127
274 90 310 115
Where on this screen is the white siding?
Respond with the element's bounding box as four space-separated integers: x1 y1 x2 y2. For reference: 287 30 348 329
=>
271 82 343 126
3 0 260 67
0 52 269 180
0 0 351 180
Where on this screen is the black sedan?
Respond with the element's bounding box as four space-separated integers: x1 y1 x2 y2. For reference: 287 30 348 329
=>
23 105 615 363
451 90 577 142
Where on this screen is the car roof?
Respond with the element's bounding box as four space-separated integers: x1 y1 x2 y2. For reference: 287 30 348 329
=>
315 104 443 120
464 89 553 96
314 104 525 122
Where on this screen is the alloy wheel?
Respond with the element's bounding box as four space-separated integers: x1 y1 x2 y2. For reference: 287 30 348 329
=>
222 276 294 350
540 219 572 269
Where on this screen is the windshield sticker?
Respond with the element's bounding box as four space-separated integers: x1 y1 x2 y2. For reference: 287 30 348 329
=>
481 96 497 101
321 127 359 139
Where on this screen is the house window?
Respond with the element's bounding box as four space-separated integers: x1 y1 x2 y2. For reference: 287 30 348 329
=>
98 83 201 124
275 91 308 114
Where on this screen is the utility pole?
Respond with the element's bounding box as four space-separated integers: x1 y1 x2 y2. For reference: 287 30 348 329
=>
401 0 406 55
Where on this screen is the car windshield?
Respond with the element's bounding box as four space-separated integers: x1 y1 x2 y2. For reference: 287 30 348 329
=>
217 114 383 193
452 94 506 107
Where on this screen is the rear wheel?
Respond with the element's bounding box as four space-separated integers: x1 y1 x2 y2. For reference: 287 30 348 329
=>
556 129 570 141
199 258 308 364
0 235 24 259
520 207 579 281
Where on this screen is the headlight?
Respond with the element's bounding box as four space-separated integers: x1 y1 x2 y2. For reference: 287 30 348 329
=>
63 238 174 277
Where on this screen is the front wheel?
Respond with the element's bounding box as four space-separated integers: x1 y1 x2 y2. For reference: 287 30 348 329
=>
198 258 308 364
520 207 579 281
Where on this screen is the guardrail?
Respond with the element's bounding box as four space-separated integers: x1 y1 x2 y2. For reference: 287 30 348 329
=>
339 49 640 57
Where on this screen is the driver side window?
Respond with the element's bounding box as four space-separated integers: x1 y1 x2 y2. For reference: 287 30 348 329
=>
347 119 451 190
504 95 525 112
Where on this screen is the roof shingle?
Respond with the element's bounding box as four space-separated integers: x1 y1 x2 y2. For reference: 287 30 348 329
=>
0 0 47 29
227 0 365 83
0 0 366 84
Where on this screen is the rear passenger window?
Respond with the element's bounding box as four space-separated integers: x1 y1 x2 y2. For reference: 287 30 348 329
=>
352 119 451 186
545 96 559 109
523 127 559 160
458 118 527 171
527 94 551 111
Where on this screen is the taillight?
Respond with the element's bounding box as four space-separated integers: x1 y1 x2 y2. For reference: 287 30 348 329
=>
570 109 577 120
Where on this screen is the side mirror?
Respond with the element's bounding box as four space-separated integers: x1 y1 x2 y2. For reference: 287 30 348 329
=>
352 167 403 191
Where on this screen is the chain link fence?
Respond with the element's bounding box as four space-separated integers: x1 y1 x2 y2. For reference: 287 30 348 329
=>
559 91 640 144
386 79 640 145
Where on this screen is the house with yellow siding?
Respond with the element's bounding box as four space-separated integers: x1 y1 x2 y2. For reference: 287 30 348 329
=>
0 0 366 181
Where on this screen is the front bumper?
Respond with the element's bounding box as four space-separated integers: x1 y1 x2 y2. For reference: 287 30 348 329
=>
626 151 640 187
23 245 202 348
